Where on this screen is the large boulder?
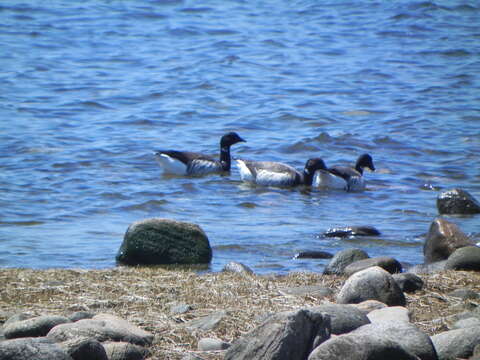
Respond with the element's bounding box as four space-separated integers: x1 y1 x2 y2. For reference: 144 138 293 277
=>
431 326 480 360
307 303 370 335
59 337 108 360
116 218 212 265
437 188 480 215
3 315 71 339
224 309 331 360
423 218 473 264
343 256 402 276
0 337 73 360
445 245 480 271
336 266 406 306
323 248 369 275
392 273 424 293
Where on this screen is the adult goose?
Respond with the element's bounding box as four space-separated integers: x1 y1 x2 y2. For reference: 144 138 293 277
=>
154 132 245 175
314 153 375 192
236 158 327 187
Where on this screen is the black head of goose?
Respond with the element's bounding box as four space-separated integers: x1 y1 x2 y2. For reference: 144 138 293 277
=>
236 157 327 187
154 132 246 175
314 153 375 191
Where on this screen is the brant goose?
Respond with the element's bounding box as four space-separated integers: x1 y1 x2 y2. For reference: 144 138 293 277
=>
154 132 245 175
314 153 375 191
236 158 327 187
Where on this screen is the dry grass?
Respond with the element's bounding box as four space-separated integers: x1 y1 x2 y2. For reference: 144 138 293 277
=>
1 267 479 359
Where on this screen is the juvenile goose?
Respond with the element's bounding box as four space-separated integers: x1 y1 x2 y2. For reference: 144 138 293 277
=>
314 153 375 192
236 158 327 187
154 132 245 175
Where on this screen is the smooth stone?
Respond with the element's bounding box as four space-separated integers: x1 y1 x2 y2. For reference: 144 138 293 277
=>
279 285 334 298
323 248 370 275
445 245 480 271
423 218 473 263
225 309 331 360
116 218 212 265
3 315 71 339
186 311 227 331
307 303 370 335
351 300 388 315
437 188 480 215
0 337 73 360
324 225 381 238
431 326 480 360
337 266 406 306
451 317 480 330
2 313 33 328
343 256 402 276
222 261 254 275
68 311 95 322
59 337 108 360
367 306 411 323
448 288 480 300
103 342 150 360
392 273 424 293
294 251 334 259
197 338 231 351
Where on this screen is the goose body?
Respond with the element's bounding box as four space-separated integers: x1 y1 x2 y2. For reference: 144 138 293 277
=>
155 132 245 176
314 153 375 192
236 158 327 187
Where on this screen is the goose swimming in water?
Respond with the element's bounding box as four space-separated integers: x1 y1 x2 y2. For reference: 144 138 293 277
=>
314 153 375 192
236 158 327 187
154 132 246 175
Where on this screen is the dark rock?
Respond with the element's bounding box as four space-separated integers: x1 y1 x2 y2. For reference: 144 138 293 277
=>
186 311 227 331
197 338 231 351
116 218 212 266
431 326 480 360
344 256 402 276
393 273 424 293
423 218 473 263
225 309 331 360
407 261 446 274
103 342 150 360
337 266 406 306
222 261 254 275
3 315 71 339
294 251 334 259
308 303 370 335
437 188 480 215
59 337 108 360
279 285 334 298
323 248 369 275
324 225 381 238
445 246 480 271
0 337 73 360
47 313 153 346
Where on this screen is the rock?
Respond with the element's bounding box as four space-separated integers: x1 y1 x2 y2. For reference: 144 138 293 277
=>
407 261 446 274
116 218 212 265
47 313 153 346
197 338 230 351
352 300 387 315
170 303 193 315
336 266 406 306
324 225 381 238
0 337 73 360
3 315 71 339
59 337 108 360
423 218 473 263
186 311 227 331
308 333 418 360
294 251 333 259
445 246 480 271
448 288 480 300
367 306 411 323
103 342 150 360
225 309 331 360
323 248 369 275
68 311 95 322
222 261 254 275
279 285 334 298
393 273 424 293
2 313 33 327
431 326 480 360
308 303 370 335
437 188 480 215
351 322 438 360
343 256 402 276
451 317 480 330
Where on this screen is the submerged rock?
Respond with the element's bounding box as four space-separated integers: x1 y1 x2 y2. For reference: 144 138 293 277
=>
324 225 381 238
294 251 334 259
437 188 480 215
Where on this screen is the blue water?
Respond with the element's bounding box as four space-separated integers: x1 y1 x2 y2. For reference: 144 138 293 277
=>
1 0 479 273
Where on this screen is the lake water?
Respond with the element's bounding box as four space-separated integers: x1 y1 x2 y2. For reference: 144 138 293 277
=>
1 0 479 274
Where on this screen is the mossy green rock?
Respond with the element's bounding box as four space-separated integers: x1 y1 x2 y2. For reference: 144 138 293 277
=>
116 218 212 265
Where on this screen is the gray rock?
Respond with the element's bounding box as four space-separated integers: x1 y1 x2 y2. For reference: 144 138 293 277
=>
337 266 406 306
47 313 153 346
103 342 150 360
68 311 95 322
197 337 230 351
324 226 381 237
407 261 447 274
294 251 333 259
308 303 370 335
186 311 227 331
2 313 33 328
308 333 418 360
437 188 480 215
473 344 480 360
367 306 411 324
393 273 424 293
431 326 480 360
424 218 473 263
351 322 438 360
59 337 108 360
448 288 480 300
451 317 480 330
0 337 73 360
445 246 480 271
352 300 387 315
170 303 193 315
323 248 369 275
279 285 334 298
225 309 331 360
116 218 212 265
3 315 71 339
344 256 402 276
222 261 254 275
